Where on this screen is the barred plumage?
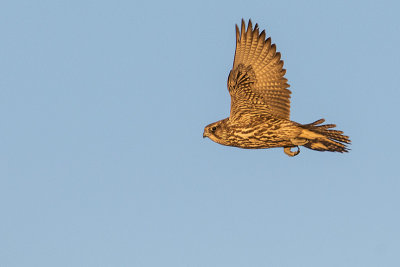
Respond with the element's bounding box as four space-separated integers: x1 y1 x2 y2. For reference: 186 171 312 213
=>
203 19 351 157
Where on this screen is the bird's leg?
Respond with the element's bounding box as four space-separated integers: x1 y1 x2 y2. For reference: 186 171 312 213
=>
284 146 300 157
290 138 308 146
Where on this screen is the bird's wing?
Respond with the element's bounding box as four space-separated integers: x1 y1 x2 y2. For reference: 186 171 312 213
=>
228 19 291 121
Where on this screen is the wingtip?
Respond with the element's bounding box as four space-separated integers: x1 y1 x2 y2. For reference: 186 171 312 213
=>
235 24 240 41
237 19 259 35
247 19 253 32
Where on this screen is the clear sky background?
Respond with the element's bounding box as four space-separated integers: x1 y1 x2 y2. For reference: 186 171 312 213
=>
1 0 399 266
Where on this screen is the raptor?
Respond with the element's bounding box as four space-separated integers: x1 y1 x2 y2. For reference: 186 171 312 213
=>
203 19 350 156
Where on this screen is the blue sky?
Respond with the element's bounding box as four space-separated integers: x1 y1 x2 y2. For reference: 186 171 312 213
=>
1 0 399 266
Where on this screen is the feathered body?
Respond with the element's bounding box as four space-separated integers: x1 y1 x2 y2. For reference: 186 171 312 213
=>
205 117 298 149
203 20 350 156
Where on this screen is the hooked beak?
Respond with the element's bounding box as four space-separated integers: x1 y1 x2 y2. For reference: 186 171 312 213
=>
203 130 208 138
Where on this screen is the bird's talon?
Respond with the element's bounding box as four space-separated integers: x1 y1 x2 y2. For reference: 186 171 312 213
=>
284 146 300 157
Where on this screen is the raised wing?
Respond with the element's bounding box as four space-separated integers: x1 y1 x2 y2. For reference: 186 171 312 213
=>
228 19 291 121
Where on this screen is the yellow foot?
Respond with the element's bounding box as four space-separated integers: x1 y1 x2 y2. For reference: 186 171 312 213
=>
284 146 300 157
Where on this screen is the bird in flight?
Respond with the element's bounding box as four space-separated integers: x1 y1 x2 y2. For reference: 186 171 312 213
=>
203 19 350 157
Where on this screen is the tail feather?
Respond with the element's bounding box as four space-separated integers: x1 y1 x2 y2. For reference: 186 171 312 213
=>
300 119 351 153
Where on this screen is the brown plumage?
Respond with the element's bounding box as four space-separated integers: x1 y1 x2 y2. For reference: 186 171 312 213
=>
203 19 351 156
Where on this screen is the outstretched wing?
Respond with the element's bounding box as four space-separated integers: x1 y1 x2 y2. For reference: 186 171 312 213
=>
228 19 291 121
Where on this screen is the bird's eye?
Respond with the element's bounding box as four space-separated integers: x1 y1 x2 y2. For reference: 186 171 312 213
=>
211 126 217 131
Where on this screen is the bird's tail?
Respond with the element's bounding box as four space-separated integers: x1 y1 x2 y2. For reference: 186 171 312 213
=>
299 119 351 153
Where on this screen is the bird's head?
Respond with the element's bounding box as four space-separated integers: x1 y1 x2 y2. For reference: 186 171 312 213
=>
203 118 230 145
